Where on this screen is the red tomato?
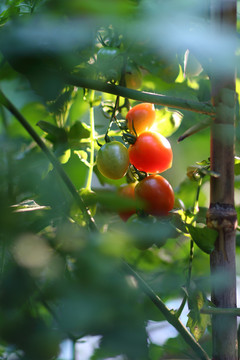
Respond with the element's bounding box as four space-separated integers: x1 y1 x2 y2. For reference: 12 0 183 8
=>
118 183 136 221
135 175 174 216
128 131 173 174
126 103 156 135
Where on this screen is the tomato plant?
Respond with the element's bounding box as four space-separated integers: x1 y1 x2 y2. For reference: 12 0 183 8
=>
135 175 175 216
0 1 237 359
126 103 156 135
128 131 173 173
96 141 129 180
118 183 136 221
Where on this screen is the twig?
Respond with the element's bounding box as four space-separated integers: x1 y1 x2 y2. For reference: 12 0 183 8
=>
201 307 240 316
178 118 212 142
122 261 210 360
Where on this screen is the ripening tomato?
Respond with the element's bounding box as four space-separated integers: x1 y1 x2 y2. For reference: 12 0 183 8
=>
126 103 156 135
128 131 173 174
118 183 136 221
125 63 142 90
135 175 174 216
96 141 129 180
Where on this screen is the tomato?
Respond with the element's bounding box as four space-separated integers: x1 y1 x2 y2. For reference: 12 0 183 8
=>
126 103 156 135
118 183 136 221
97 47 123 82
96 141 129 180
135 175 175 216
125 63 142 90
128 131 172 173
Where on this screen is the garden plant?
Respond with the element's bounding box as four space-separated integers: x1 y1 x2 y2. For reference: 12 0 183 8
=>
0 0 239 359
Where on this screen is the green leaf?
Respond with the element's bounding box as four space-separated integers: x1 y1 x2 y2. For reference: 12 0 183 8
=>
154 108 183 137
187 224 217 254
95 190 142 212
187 290 211 341
11 199 50 213
37 120 67 143
68 121 91 146
126 215 179 250
148 343 164 360
62 152 88 189
234 156 240 175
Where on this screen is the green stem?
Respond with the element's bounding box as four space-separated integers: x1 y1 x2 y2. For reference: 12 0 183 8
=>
176 178 203 318
188 178 203 284
86 90 95 191
65 75 216 116
72 339 76 360
201 307 240 316
108 95 120 132
0 89 97 232
193 178 202 215
122 261 210 360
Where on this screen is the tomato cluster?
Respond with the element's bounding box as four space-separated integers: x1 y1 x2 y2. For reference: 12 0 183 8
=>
96 102 175 222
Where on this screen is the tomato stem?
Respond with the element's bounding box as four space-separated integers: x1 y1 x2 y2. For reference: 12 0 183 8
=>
122 132 136 144
176 178 203 318
65 75 216 116
106 95 121 135
86 90 95 191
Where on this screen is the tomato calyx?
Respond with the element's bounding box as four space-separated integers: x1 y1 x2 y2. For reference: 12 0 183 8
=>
129 164 147 182
122 132 137 145
104 133 111 143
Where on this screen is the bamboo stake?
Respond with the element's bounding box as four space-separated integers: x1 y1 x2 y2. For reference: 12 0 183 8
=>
207 1 238 359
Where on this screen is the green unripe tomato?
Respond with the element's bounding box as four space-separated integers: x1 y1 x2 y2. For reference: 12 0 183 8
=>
97 47 123 82
96 141 129 180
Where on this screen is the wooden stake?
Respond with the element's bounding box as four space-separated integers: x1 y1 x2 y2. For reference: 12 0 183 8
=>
208 1 238 359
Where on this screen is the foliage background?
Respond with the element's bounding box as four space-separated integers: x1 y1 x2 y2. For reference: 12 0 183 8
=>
0 0 240 359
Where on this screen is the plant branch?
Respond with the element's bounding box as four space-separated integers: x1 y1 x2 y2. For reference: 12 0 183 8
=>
0 89 97 232
86 90 95 191
178 117 212 142
201 307 240 316
65 75 216 116
208 0 238 358
122 261 210 360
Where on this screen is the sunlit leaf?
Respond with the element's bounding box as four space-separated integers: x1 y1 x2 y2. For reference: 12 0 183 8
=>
188 224 217 254
152 108 183 137
187 289 211 341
